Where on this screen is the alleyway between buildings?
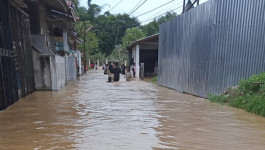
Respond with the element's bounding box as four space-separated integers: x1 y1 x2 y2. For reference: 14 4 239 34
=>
1 70 265 150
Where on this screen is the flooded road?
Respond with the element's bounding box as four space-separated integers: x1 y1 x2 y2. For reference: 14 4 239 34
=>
1 70 265 150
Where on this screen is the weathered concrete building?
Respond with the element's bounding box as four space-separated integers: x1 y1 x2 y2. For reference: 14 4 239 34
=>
25 0 80 90
127 34 159 78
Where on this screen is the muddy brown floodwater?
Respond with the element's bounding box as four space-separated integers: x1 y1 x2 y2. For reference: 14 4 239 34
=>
1 70 265 150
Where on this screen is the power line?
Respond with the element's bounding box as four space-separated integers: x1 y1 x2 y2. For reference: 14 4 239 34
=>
140 1 182 19
129 0 148 15
140 3 182 22
95 7 181 32
93 23 140 33
135 0 175 18
91 2 183 32
108 0 124 12
140 5 182 23
128 0 144 14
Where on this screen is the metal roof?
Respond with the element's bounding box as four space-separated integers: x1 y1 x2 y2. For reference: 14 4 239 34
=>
126 33 159 50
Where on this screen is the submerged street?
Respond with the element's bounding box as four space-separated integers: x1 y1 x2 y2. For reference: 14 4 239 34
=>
1 70 265 150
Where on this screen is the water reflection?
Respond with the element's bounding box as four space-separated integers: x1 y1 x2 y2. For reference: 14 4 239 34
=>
0 70 265 150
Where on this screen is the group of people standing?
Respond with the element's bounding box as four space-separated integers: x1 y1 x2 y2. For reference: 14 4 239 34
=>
103 62 133 82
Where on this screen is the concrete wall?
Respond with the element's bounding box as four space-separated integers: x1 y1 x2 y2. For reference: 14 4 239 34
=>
76 50 82 76
67 56 77 80
131 45 140 78
33 52 77 91
33 50 52 90
50 55 67 90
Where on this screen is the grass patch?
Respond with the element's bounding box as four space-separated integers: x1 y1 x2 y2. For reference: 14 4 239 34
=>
151 76 158 84
209 72 265 117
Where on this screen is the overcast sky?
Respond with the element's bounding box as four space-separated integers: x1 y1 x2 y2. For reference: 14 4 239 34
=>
80 0 209 24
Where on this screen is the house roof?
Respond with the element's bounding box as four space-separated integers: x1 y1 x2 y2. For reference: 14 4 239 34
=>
12 0 28 8
126 33 159 50
66 0 78 22
42 0 68 13
43 0 78 23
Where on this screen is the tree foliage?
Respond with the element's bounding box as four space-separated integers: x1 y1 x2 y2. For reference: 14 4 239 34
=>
73 0 176 62
75 21 99 55
87 4 101 22
71 0 79 8
122 27 145 49
94 14 140 56
107 45 127 63
140 12 177 36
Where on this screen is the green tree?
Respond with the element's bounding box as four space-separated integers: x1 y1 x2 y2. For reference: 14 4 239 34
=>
140 12 176 36
87 4 101 22
108 45 128 63
122 27 145 49
74 1 144 58
140 21 159 36
94 14 140 55
75 21 99 56
77 6 89 20
71 0 79 8
107 27 145 63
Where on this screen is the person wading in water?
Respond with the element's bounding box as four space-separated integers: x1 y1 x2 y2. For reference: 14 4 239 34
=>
107 62 114 82
112 62 121 82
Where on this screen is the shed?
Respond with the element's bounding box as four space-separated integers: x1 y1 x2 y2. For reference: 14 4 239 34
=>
126 33 159 78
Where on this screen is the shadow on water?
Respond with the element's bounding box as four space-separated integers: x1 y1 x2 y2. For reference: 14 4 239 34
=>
0 70 265 150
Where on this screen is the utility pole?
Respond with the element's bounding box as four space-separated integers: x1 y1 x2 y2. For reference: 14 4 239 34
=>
82 22 93 74
197 0 200 6
183 0 186 13
186 0 198 12
83 31 86 73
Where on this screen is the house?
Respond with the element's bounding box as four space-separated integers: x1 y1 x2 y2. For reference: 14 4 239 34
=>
127 34 159 78
24 0 80 90
0 0 35 110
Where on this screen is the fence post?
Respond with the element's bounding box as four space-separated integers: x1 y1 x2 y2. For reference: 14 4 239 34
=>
140 63 144 80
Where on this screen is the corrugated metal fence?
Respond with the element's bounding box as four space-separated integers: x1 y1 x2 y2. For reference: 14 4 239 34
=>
158 0 265 97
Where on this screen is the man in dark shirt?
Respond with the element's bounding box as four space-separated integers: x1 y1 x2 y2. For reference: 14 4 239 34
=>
112 62 121 82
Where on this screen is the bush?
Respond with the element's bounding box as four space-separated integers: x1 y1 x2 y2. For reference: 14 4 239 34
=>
238 72 265 94
151 76 158 84
209 94 228 104
245 95 265 116
209 72 265 117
